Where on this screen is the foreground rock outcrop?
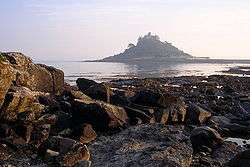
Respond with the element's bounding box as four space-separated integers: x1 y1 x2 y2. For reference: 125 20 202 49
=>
0 52 250 167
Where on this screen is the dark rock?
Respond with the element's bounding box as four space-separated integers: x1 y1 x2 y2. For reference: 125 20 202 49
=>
185 103 211 124
124 106 154 124
72 99 128 131
76 78 97 92
225 149 250 167
61 90 93 103
190 126 223 153
73 160 91 167
31 124 51 148
72 124 97 144
132 91 187 123
41 136 90 167
85 83 112 103
131 90 166 107
209 116 250 138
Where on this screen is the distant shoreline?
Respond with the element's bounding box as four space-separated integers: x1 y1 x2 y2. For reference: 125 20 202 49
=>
84 58 250 64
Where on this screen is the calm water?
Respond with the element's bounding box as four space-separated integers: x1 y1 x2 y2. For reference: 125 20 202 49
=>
39 61 250 85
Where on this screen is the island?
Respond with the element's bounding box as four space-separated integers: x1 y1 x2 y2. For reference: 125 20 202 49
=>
90 32 203 63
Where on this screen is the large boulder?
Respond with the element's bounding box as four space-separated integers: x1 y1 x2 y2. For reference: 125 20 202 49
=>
0 60 15 108
0 86 45 122
1 52 64 94
72 123 97 144
132 90 187 123
38 64 64 94
85 83 112 103
76 78 97 92
72 99 128 131
190 126 223 153
89 124 193 167
185 103 211 124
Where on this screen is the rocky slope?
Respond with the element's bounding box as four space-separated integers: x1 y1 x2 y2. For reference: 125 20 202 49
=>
99 32 193 62
0 52 250 167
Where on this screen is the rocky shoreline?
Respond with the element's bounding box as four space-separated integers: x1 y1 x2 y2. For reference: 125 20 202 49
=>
0 52 250 167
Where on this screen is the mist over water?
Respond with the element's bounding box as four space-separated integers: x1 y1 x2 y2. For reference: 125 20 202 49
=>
39 61 250 84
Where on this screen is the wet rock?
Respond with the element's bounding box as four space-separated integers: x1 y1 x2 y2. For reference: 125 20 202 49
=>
85 83 112 103
72 99 128 131
190 126 223 153
76 78 97 92
225 149 250 167
185 103 211 124
89 124 193 167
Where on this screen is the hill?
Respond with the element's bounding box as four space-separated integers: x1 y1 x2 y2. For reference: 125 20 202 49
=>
99 32 193 62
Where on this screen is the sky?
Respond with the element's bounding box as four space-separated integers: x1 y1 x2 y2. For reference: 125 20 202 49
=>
0 0 250 61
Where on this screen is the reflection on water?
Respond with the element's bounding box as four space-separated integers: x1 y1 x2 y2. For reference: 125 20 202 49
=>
38 61 250 84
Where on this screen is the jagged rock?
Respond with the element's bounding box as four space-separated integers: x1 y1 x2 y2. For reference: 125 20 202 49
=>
190 126 223 153
72 124 97 144
0 87 45 122
124 106 154 124
0 61 15 108
89 124 193 167
209 116 250 137
38 64 64 94
62 90 93 104
72 99 128 131
1 52 64 94
76 78 97 92
58 145 90 167
185 103 211 124
85 83 112 103
132 90 187 123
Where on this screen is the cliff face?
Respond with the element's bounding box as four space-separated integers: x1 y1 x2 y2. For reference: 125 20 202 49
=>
102 33 192 62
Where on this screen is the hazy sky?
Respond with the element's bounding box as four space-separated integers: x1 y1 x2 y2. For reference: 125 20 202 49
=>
0 0 250 61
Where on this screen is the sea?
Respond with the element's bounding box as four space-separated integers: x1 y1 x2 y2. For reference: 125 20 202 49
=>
38 61 250 85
